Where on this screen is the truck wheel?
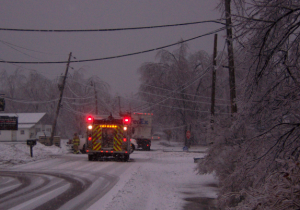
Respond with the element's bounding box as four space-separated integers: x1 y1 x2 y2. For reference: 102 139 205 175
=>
124 154 129 162
81 144 86 154
88 154 94 161
130 144 135 154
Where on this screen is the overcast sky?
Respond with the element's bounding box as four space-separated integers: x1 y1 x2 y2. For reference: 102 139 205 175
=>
0 0 224 96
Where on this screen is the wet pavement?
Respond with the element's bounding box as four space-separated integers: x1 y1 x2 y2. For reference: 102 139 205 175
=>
183 197 218 210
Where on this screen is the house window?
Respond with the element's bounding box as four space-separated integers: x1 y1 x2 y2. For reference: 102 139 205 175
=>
46 128 51 132
36 128 41 133
20 130 25 135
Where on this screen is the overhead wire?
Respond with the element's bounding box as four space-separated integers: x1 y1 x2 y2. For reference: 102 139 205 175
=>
0 39 63 55
3 95 95 104
65 83 93 99
4 97 59 104
140 84 230 101
0 26 226 64
0 40 46 61
121 95 229 114
62 101 95 116
0 19 225 32
137 90 229 106
134 39 229 112
134 64 212 112
66 77 114 114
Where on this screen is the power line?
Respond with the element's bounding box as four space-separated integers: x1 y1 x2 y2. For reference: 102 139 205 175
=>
0 27 226 64
63 101 95 116
134 40 228 112
134 63 212 112
141 84 230 101
67 77 114 114
138 90 229 106
0 39 63 55
0 40 46 61
146 101 229 115
4 97 59 104
0 20 225 32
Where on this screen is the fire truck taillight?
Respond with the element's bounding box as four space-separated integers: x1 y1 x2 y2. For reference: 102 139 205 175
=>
88 136 92 141
86 115 94 123
123 138 127 142
88 125 93 130
123 116 131 125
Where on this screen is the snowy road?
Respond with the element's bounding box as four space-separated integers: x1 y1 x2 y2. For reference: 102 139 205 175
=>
0 155 133 210
0 141 218 210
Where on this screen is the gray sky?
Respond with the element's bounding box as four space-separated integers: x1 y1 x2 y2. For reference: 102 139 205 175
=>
0 0 224 96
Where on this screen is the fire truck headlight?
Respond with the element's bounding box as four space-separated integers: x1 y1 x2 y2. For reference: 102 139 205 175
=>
123 126 127 131
88 125 93 130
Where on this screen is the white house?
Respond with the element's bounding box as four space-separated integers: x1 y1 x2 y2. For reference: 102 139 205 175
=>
0 113 52 141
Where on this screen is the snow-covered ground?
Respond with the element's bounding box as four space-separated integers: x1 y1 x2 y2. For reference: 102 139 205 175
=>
0 140 218 209
0 140 69 167
90 140 219 210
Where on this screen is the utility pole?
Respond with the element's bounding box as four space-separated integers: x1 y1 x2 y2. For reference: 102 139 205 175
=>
50 52 72 145
225 0 237 114
210 34 218 130
93 81 98 115
118 96 121 115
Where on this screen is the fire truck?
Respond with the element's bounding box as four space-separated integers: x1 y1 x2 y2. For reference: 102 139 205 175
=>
85 114 131 161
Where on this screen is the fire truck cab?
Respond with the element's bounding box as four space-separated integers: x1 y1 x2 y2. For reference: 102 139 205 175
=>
85 114 131 161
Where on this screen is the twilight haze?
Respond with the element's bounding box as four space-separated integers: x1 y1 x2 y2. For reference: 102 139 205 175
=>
0 0 223 95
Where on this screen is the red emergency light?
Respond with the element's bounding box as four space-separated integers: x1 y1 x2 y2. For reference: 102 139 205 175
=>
123 116 131 125
88 137 92 141
123 138 127 142
86 115 93 123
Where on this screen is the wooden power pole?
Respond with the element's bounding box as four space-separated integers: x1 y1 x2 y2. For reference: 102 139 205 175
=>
50 52 72 145
210 34 218 130
225 0 237 114
93 81 98 115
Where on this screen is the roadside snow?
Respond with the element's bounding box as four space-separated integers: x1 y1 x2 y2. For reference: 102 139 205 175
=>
0 141 69 167
90 140 218 210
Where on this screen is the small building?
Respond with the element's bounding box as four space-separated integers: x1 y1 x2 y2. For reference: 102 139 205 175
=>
0 113 52 141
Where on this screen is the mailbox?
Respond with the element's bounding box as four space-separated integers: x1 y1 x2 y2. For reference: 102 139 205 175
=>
27 139 37 146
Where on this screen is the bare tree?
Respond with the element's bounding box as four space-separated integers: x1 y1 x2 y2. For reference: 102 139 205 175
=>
137 42 227 144
197 1 300 209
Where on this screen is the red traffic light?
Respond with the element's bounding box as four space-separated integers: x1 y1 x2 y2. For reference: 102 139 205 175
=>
86 115 94 123
123 116 131 124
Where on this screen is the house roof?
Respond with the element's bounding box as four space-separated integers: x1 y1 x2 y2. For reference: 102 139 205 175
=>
18 124 35 129
0 113 46 124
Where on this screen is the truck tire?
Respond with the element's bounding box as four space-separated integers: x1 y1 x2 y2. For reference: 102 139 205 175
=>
130 143 135 154
81 144 86 154
88 154 94 161
124 154 129 162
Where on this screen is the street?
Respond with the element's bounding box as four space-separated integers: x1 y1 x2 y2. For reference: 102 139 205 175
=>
0 141 218 210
